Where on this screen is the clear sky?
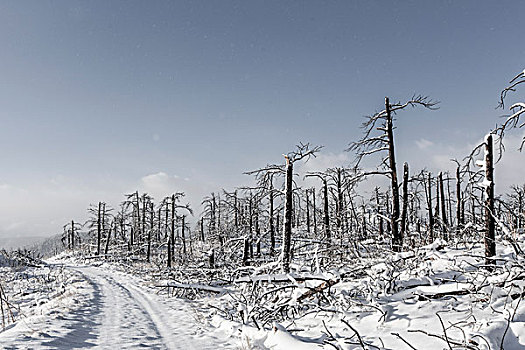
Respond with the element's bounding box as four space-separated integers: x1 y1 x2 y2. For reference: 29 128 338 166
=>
0 1 524 240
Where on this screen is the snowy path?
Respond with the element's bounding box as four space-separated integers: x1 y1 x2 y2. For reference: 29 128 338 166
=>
0 264 235 349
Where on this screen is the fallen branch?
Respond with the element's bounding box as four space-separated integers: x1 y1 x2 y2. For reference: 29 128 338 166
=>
417 288 470 301
297 279 339 302
155 283 230 294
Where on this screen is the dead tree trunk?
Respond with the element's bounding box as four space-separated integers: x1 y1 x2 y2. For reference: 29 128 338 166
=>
200 217 205 242
399 162 409 245
323 179 330 241
386 98 402 252
269 184 275 252
171 194 176 263
435 176 440 232
336 169 343 238
361 204 367 239
234 191 238 229
312 188 317 237
97 202 102 255
167 196 175 268
456 166 462 230
243 236 250 266
426 173 434 242
255 209 261 255
439 172 448 238
376 188 384 237
484 134 496 262
282 156 293 273
135 192 141 245
446 175 453 228
71 220 75 249
248 195 253 258
147 202 153 262
306 189 311 233
181 215 187 259
104 222 111 256
141 194 147 247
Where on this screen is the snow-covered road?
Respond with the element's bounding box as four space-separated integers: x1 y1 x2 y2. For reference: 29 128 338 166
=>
0 264 236 349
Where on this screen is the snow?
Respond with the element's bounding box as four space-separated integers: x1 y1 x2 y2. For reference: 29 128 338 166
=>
0 258 237 349
1 234 525 349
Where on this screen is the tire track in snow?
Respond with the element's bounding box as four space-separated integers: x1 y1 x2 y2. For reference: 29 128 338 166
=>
85 269 167 349
0 264 234 349
76 266 222 349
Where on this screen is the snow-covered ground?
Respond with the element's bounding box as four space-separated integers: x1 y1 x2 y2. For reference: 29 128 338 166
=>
0 259 238 349
1 237 524 349
201 239 525 350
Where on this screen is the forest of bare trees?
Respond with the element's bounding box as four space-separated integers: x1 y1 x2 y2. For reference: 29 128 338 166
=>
58 71 524 272
41 69 525 349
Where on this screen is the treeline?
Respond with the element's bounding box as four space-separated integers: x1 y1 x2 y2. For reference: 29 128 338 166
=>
61 69 525 273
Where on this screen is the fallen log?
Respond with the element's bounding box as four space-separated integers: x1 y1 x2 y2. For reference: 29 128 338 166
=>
297 279 339 302
417 289 470 301
155 283 230 294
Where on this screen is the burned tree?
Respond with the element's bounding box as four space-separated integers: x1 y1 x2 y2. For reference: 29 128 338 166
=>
281 144 322 272
399 162 409 242
164 193 192 268
348 96 438 252
305 172 331 241
484 135 496 261
498 69 525 151
62 220 82 250
247 142 322 273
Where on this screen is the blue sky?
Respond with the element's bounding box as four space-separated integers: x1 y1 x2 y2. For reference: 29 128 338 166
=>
0 1 524 239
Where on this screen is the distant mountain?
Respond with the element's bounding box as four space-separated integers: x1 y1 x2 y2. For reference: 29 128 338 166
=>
0 235 51 250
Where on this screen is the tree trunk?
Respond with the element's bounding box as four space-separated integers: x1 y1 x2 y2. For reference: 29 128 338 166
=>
323 179 330 241
269 185 275 252
361 205 367 239
336 169 343 236
147 202 153 262
142 194 147 246
71 220 75 249
456 166 462 229
386 97 401 252
171 194 176 263
157 207 161 242
446 175 453 228
376 188 384 237
306 189 311 233
484 134 496 262
234 191 238 229
217 194 221 237
439 172 448 238
282 157 294 273
427 173 434 242
200 217 205 242
209 249 215 268
135 192 140 244
243 236 250 266
435 176 440 231
255 209 261 255
312 188 317 237
104 223 111 256
400 162 409 246
182 215 186 259
97 202 102 255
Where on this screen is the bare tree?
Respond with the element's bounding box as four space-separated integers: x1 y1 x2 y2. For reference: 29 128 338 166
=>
247 142 322 273
164 193 192 268
62 220 82 250
497 69 525 151
484 134 496 261
305 172 331 241
348 95 438 251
